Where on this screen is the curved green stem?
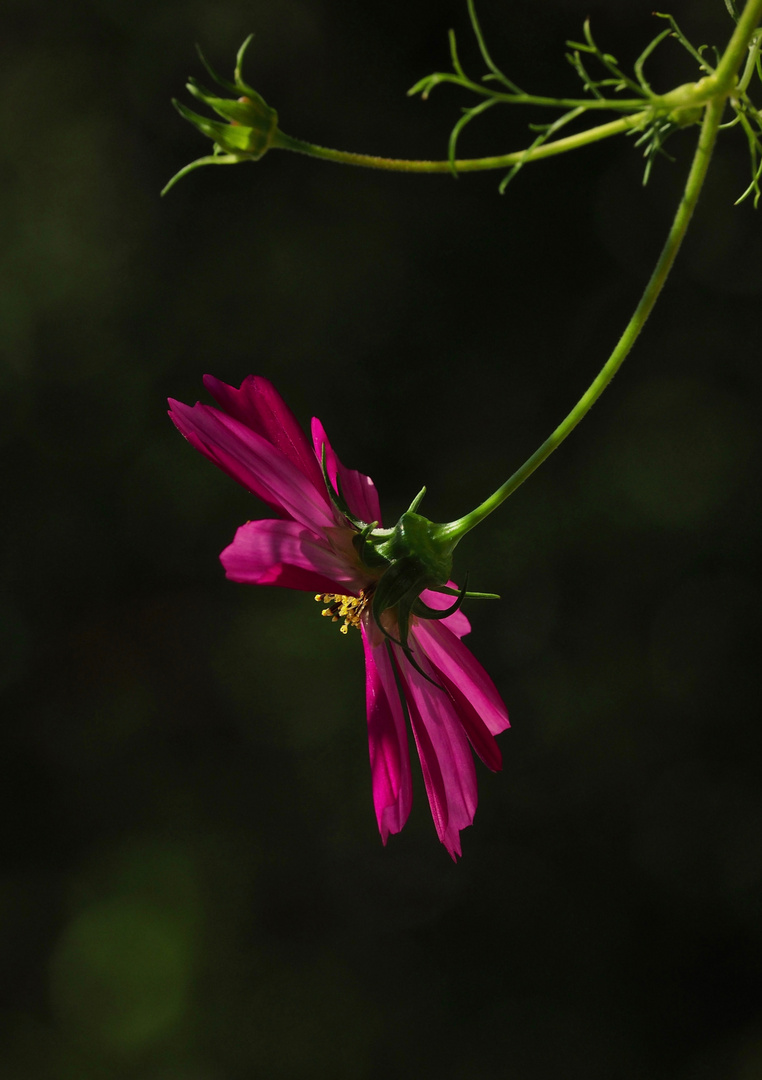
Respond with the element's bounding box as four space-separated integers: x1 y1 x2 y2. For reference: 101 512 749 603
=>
273 116 645 174
274 101 715 178
441 95 726 544
435 0 762 545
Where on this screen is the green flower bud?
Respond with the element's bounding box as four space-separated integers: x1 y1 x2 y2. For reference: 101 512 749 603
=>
163 35 280 193
179 84 278 158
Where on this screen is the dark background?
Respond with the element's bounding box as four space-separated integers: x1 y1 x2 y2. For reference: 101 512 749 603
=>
3 0 762 1077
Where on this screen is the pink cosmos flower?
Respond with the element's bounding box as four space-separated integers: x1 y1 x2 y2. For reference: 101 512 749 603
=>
169 375 509 858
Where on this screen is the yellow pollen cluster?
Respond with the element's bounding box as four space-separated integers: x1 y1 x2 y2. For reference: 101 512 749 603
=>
315 590 370 634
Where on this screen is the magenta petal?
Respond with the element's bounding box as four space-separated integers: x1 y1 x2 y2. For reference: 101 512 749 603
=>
169 399 336 531
438 669 503 771
398 644 479 860
203 375 327 497
311 418 382 526
221 519 364 594
361 628 413 843
413 620 509 738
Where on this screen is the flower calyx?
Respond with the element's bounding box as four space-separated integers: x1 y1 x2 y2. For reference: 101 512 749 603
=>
163 36 280 194
321 462 499 671
364 500 500 647
367 504 455 646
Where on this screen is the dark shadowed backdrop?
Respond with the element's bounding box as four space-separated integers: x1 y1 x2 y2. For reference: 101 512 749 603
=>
2 0 762 1077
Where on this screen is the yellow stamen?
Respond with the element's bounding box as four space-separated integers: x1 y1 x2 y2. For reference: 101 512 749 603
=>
314 590 370 634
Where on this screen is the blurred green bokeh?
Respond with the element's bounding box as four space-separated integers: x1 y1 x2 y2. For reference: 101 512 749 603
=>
2 1 762 1077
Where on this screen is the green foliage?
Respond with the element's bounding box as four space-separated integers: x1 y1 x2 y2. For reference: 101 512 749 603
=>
408 0 762 199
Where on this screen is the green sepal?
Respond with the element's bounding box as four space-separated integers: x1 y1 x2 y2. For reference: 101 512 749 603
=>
371 557 430 633
363 509 456 653
401 642 442 688
319 445 367 530
406 486 427 514
384 640 413 725
181 82 278 157
187 78 277 128
161 152 244 196
371 559 417 652
193 34 263 103
172 101 262 154
429 584 500 600
234 34 258 87
412 575 469 620
371 548 448 653
195 43 241 97
352 524 390 571
383 637 442 712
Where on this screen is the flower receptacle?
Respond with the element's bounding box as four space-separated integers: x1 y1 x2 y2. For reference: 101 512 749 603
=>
371 510 454 590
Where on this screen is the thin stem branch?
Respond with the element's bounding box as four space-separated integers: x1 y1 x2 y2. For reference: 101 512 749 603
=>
414 80 652 111
715 0 762 90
